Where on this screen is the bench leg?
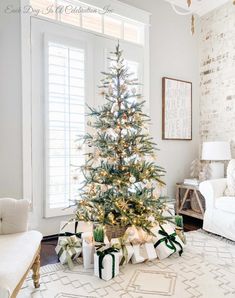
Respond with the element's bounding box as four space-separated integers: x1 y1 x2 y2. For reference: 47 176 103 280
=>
32 250 40 288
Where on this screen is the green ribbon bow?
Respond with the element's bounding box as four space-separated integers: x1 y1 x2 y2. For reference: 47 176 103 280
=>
58 221 82 239
154 225 183 257
58 232 82 239
96 247 119 279
58 236 82 269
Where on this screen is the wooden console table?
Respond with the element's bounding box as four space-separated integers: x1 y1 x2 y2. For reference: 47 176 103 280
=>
175 183 205 220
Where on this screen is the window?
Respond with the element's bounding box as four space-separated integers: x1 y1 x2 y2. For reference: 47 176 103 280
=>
45 39 85 217
30 0 145 44
104 16 122 38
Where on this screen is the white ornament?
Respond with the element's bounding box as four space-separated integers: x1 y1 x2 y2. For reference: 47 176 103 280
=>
129 176 136 184
148 215 155 223
153 187 161 198
101 184 108 193
111 103 119 113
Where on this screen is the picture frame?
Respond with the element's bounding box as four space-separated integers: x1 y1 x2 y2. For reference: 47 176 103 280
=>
162 77 192 140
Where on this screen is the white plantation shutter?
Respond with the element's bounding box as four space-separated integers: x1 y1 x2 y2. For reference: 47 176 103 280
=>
45 38 86 217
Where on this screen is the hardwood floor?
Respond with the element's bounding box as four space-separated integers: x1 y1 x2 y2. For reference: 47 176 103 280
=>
40 216 203 266
41 239 58 267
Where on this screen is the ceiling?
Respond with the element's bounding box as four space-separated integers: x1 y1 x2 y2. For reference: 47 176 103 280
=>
164 0 230 16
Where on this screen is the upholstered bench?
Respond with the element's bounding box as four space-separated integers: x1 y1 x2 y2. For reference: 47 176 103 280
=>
0 198 42 298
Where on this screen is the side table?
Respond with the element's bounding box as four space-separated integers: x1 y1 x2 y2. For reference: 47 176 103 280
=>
175 183 205 220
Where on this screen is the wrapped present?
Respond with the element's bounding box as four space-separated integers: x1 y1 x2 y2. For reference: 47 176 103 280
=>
55 235 82 269
82 232 95 269
142 242 157 261
58 220 91 242
110 237 134 265
152 223 184 260
125 226 157 263
137 229 157 261
94 247 120 281
131 244 147 264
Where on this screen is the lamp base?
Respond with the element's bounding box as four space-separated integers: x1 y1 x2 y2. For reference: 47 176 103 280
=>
210 162 224 179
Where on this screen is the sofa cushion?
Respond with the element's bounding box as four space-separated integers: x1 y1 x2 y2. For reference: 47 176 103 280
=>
0 230 42 297
215 196 235 214
0 198 29 234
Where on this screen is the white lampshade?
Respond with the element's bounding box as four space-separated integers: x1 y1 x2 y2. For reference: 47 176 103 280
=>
201 141 231 161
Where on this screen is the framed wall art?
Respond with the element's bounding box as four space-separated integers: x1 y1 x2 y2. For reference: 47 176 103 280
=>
162 77 192 140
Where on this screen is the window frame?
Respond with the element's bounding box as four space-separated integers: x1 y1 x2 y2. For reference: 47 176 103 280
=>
21 0 150 216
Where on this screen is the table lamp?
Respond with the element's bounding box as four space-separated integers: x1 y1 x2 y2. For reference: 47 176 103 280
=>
201 141 231 179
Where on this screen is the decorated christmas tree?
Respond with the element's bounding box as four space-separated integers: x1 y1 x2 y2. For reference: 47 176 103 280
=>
75 44 168 233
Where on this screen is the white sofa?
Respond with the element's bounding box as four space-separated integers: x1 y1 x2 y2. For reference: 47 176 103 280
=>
0 198 42 298
199 179 235 241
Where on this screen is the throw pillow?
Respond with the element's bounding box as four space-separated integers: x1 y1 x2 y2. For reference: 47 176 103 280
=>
224 159 235 196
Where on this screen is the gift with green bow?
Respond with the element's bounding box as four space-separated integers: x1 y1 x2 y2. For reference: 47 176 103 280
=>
94 247 120 281
110 236 134 265
152 223 184 260
55 235 82 269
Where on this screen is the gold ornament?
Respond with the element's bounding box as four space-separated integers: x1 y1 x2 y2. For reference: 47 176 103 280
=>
187 0 192 7
118 201 128 210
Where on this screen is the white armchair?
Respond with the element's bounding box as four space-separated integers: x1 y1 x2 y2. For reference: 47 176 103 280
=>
0 198 42 298
199 179 235 241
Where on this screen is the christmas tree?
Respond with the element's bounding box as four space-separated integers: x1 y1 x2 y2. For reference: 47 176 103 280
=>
75 44 168 232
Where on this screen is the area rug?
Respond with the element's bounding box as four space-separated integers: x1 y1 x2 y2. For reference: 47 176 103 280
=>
19 230 235 298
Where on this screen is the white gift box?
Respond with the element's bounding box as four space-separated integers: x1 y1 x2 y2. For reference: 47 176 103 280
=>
151 223 185 260
55 244 81 265
94 251 120 281
143 242 157 261
110 238 134 265
59 221 93 238
55 236 82 268
131 244 147 264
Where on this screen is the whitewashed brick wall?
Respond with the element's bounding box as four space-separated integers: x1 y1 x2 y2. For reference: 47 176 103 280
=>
200 1 235 154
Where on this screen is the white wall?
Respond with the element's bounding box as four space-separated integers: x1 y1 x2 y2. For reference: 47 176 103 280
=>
120 0 200 198
0 0 23 198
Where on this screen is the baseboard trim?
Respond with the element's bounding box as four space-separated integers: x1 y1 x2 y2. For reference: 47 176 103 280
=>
42 234 58 242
